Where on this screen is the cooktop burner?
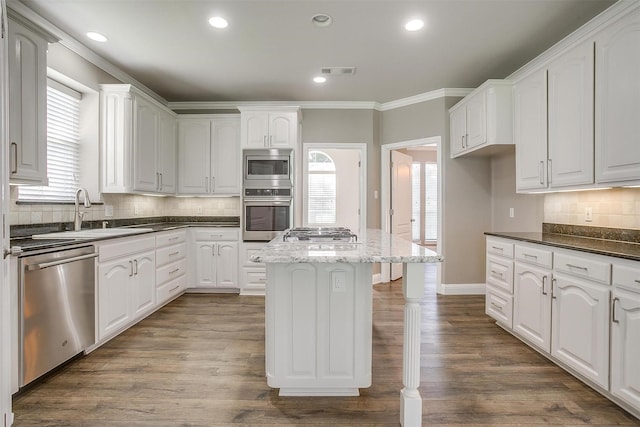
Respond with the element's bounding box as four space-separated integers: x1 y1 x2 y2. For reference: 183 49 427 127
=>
283 227 358 243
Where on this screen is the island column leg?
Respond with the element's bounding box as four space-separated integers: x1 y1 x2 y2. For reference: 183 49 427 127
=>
400 262 425 427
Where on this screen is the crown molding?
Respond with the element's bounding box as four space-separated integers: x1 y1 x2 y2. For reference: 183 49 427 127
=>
378 88 473 111
169 100 380 111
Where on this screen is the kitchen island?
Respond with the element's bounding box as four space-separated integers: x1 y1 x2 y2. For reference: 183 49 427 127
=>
251 228 443 427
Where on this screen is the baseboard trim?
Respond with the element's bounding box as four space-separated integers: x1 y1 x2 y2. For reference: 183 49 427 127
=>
372 273 382 285
439 283 486 295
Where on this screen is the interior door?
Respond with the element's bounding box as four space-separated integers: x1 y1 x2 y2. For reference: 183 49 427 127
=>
391 150 413 280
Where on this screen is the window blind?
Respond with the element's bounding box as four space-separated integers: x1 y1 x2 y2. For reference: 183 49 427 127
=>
424 163 438 241
307 151 336 225
19 82 82 202
411 163 421 242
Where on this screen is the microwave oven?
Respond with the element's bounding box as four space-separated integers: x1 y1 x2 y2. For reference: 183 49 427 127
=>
243 148 292 189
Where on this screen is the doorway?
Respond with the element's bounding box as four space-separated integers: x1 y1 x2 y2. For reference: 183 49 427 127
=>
381 137 442 287
302 143 367 236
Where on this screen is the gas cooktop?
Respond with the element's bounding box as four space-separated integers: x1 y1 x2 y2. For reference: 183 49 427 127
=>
282 227 358 243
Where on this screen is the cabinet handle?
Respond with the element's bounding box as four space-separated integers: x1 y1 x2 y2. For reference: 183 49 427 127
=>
169 285 180 293
156 172 160 190
524 253 538 260
168 236 180 241
133 259 138 275
490 302 503 312
491 246 504 252
210 234 223 238
169 251 180 256
566 263 588 271
263 135 268 147
169 268 180 275
465 134 469 148
159 173 163 190
218 245 221 256
542 275 548 296
547 158 552 185
129 260 134 277
612 297 620 324
211 244 216 256
491 270 503 278
634 279 640 284
551 278 557 300
539 161 544 185
461 135 465 149
270 135 274 146
10 142 17 174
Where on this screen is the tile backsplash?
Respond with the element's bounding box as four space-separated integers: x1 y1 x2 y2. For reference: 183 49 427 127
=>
544 188 640 229
10 187 240 225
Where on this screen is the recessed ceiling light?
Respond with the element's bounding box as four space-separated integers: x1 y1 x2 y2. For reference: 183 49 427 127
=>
312 14 333 27
313 76 327 84
404 19 424 32
208 16 229 29
86 32 108 42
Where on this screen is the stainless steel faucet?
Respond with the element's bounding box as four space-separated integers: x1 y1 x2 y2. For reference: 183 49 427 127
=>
74 188 91 231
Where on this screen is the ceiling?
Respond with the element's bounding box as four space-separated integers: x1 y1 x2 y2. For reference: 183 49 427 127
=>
17 0 616 104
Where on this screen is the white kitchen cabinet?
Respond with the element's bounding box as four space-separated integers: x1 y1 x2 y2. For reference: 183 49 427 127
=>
449 80 512 158
190 229 239 290
239 108 299 149
100 84 177 195
547 41 594 187
485 237 514 328
611 262 640 413
177 116 240 195
514 70 548 191
155 230 187 305
240 241 267 296
595 7 640 184
513 261 552 352
8 17 54 185
96 236 156 341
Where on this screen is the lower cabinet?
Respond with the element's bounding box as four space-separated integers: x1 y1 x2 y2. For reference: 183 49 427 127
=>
513 261 552 352
190 228 239 290
240 241 267 295
96 236 156 341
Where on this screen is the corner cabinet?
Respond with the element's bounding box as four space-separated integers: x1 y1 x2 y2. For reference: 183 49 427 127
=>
239 107 300 149
177 115 241 195
449 80 512 158
100 84 177 195
7 17 55 185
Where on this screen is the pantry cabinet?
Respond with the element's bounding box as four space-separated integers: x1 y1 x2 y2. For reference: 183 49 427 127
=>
449 80 512 158
239 108 299 149
595 7 640 184
100 84 177 195
177 116 240 195
7 17 54 185
190 229 239 290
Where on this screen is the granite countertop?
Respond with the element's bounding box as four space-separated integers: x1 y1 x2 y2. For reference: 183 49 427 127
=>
485 230 640 262
10 216 240 254
250 229 443 264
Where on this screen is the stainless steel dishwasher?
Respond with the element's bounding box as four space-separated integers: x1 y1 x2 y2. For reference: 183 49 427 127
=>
20 245 98 387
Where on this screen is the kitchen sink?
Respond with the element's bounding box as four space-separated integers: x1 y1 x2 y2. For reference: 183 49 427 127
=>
32 228 154 240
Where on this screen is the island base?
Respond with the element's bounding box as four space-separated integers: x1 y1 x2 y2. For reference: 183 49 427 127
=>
265 263 373 396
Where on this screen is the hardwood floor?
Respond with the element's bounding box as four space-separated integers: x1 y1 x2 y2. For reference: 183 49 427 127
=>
12 271 640 426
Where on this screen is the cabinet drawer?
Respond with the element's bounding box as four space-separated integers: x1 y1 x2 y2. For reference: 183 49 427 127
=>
554 252 611 285
157 277 186 305
156 230 187 247
485 286 513 329
242 243 267 266
515 244 553 269
612 262 640 292
98 236 156 262
486 255 513 293
242 267 267 286
156 243 187 267
156 259 187 286
487 238 514 259
192 228 239 241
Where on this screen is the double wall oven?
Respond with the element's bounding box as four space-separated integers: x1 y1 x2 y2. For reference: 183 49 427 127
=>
242 149 293 241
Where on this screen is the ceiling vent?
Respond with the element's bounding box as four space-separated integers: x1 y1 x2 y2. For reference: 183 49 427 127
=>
320 67 356 76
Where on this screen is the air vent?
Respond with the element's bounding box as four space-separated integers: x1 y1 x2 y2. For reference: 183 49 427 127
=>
320 67 356 76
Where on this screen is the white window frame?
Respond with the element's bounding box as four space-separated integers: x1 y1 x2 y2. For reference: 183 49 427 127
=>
306 150 337 225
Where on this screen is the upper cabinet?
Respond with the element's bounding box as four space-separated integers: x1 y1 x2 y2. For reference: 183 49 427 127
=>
100 84 177 195
177 116 241 196
449 80 512 159
7 17 56 185
239 108 300 149
515 3 640 192
595 7 640 184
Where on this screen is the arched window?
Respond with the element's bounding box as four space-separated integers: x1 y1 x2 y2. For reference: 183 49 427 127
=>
307 150 336 224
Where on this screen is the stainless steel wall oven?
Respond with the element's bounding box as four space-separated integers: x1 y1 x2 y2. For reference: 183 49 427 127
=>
243 188 292 241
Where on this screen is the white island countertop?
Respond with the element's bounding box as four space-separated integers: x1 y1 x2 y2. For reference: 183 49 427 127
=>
250 228 443 264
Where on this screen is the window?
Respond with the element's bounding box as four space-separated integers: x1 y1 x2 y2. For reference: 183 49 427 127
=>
307 150 336 224
411 161 438 243
19 80 81 201
411 163 421 241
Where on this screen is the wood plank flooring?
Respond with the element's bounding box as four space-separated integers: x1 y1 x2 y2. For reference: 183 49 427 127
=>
12 270 640 426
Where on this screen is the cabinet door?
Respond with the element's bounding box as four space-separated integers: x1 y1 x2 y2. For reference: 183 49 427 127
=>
211 119 240 194
465 91 487 149
513 262 551 352
548 41 594 188
8 19 47 184
131 251 156 319
551 274 610 388
194 242 216 287
514 70 548 191
242 112 268 148
216 242 238 288
611 288 640 410
132 95 159 192
268 113 297 148
595 8 640 183
178 119 211 194
449 107 467 158
158 110 177 194
98 258 133 340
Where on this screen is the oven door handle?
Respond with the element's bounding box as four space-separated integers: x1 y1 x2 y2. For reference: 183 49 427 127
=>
27 253 98 270
243 199 291 205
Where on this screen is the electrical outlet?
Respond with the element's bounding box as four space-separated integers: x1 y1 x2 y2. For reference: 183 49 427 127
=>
196 206 203 214
104 205 114 218
332 272 346 293
509 207 515 218
585 207 593 222
134 205 142 215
